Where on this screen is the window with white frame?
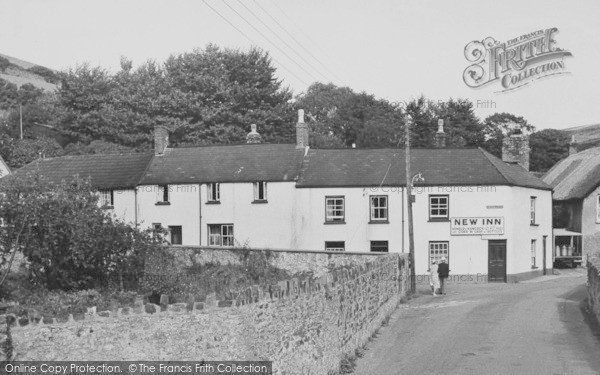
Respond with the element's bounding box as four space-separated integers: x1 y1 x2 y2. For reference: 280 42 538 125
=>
325 196 345 222
370 195 388 222
99 189 114 207
531 239 537 267
325 241 345 252
530 196 536 224
157 185 169 203
429 241 449 268
208 224 234 246
253 181 267 201
596 196 600 222
429 195 449 220
208 183 220 202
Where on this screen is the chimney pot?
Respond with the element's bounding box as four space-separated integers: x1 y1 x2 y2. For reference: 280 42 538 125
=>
502 133 530 171
569 134 578 155
154 125 169 155
296 109 309 149
434 119 447 148
246 123 262 144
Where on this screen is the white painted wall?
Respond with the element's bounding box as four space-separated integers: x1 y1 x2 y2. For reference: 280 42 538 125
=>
102 189 137 225
200 182 297 249
137 184 201 245
410 185 552 277
292 187 405 252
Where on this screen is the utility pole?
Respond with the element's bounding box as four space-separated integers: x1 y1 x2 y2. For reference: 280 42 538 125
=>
405 116 416 294
19 104 23 140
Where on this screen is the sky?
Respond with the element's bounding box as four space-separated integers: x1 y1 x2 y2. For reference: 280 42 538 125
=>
1 0 599 130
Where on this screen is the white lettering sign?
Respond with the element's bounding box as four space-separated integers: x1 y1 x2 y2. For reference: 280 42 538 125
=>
450 217 504 235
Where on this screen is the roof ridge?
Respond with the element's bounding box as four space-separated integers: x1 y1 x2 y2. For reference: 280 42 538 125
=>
476 148 512 185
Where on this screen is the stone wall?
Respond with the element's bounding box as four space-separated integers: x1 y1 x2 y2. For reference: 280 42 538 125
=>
6 248 409 375
587 252 600 324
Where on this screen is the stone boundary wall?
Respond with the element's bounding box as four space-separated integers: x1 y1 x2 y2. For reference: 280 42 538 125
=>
587 253 600 324
5 248 410 375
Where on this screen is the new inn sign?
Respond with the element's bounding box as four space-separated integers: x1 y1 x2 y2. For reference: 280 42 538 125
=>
450 217 505 235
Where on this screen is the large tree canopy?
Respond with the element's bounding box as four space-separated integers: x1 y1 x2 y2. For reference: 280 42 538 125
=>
55 45 296 148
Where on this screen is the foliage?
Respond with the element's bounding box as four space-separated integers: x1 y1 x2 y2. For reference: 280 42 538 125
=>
0 172 161 290
54 45 295 148
529 129 570 172
482 112 535 157
27 65 60 84
0 56 10 72
63 140 133 155
295 83 403 148
552 203 570 228
3 137 63 168
0 78 18 110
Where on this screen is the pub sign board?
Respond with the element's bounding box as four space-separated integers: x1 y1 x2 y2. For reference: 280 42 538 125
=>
450 217 505 235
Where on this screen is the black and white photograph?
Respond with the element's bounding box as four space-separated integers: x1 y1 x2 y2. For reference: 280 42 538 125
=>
1 0 599 374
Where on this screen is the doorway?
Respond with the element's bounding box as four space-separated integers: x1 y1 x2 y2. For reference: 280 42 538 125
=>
488 240 507 282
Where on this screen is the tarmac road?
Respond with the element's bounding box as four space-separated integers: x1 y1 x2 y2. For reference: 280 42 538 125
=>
353 269 600 375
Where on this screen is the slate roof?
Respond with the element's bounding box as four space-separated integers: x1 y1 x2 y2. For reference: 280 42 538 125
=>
15 152 154 189
296 147 551 190
12 144 551 192
139 144 305 185
542 147 600 200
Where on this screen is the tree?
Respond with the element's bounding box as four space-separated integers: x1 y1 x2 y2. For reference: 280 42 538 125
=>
430 98 485 147
5 138 63 168
0 172 160 290
482 112 535 157
529 129 570 172
295 83 403 148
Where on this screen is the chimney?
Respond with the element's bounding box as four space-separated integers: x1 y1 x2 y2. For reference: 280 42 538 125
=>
569 135 578 155
296 109 309 149
435 119 447 148
154 124 169 155
502 129 530 171
246 123 262 144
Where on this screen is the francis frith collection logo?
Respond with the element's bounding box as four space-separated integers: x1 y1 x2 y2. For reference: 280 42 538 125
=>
463 27 572 92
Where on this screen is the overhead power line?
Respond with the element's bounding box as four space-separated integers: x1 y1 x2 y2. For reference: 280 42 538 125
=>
251 0 345 84
219 0 322 84
201 0 311 86
235 0 330 82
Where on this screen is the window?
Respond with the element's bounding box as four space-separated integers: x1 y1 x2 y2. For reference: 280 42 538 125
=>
253 181 267 201
168 226 182 245
596 196 600 222
370 241 388 252
99 189 114 207
325 241 345 252
325 196 345 223
530 197 536 224
207 183 220 202
157 185 169 204
208 224 234 246
429 195 449 220
429 241 449 268
531 239 537 268
370 195 388 222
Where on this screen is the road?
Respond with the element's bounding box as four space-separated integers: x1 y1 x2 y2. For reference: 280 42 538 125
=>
354 269 600 375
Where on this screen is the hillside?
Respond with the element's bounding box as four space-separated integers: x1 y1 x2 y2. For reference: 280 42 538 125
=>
0 53 59 92
563 123 600 151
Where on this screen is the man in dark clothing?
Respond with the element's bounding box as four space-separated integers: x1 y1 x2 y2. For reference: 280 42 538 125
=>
437 257 449 295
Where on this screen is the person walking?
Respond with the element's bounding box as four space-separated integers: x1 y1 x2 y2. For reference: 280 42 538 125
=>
429 260 440 296
437 257 449 295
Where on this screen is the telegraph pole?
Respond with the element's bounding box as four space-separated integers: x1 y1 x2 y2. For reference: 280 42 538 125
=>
19 104 23 140
405 116 416 294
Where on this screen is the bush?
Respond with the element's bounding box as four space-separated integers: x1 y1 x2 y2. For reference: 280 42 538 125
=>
27 65 60 84
0 56 10 72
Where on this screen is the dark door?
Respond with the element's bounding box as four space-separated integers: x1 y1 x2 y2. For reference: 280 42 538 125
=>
488 240 507 282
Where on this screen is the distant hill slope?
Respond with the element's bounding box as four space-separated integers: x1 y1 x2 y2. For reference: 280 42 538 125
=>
563 123 600 152
0 53 59 92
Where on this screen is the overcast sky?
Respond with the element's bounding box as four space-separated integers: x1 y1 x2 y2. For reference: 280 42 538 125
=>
1 0 599 130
